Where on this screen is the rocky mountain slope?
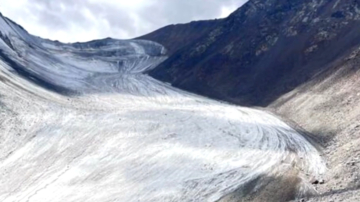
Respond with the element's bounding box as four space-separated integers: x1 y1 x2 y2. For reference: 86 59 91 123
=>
140 0 360 201
145 0 360 106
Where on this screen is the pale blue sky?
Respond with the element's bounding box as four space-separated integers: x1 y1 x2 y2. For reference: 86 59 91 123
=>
0 0 247 42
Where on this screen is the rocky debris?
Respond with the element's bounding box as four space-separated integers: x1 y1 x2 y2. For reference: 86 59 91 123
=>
311 179 325 185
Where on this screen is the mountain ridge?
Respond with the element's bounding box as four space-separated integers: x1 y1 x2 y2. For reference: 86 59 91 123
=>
137 19 222 55
144 0 360 106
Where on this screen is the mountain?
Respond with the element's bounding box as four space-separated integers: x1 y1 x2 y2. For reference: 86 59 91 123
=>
2 0 360 200
146 0 360 106
0 10 328 202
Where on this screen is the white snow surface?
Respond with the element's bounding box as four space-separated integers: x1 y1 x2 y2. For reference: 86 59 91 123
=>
0 15 326 202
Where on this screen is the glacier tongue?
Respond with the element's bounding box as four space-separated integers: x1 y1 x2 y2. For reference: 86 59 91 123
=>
0 17 326 202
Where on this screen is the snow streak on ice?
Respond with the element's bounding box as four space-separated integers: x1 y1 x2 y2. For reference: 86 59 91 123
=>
0 14 326 202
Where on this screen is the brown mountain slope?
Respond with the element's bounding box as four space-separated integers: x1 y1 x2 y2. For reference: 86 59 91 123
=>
148 0 360 107
273 46 360 202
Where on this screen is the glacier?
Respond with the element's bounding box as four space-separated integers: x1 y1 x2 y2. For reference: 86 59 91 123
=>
0 13 326 201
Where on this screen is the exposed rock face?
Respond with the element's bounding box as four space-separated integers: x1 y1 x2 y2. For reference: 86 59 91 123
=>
148 0 360 106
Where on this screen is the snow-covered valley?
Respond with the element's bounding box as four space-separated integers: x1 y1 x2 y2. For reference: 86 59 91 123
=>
0 14 326 201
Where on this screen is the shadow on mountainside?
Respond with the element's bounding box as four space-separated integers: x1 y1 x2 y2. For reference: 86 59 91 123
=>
0 50 75 95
